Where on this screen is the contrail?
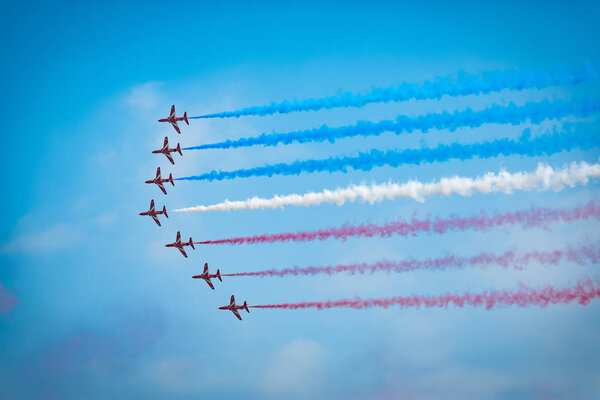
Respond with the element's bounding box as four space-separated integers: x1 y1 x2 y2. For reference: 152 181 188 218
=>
189 65 600 119
221 243 600 277
248 278 600 310
196 201 600 245
175 127 600 182
184 100 600 150
174 161 600 213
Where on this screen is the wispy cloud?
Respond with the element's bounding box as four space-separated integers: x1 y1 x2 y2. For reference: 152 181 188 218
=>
124 81 164 111
1 224 79 254
262 339 326 397
36 307 164 398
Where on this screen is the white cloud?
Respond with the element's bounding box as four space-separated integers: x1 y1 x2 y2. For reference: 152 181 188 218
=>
1 223 79 254
94 209 119 230
386 364 515 400
262 339 326 398
131 356 208 395
124 81 164 111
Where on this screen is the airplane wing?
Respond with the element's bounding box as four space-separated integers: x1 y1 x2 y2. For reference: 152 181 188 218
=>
178 247 188 258
170 105 176 118
230 295 235 306
204 263 209 274
165 152 174 164
170 120 181 134
205 278 215 290
149 199 155 212
232 309 242 320
157 182 167 195
151 215 161 227
156 167 162 179
176 231 181 242
163 137 169 150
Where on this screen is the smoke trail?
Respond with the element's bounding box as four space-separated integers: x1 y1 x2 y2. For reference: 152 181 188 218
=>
174 161 600 213
248 278 600 310
221 243 600 277
184 100 600 150
196 201 600 245
0 282 18 316
189 65 600 119
175 127 600 183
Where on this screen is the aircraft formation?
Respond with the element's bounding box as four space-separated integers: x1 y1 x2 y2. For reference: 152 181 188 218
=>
142 105 249 320
141 65 600 320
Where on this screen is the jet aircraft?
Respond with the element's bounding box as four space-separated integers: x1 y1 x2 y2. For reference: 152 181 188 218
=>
145 167 174 195
139 199 168 226
219 295 250 321
153 137 182 165
158 105 189 134
165 231 195 258
192 263 222 290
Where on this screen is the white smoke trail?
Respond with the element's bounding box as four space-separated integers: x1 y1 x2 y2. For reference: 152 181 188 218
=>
174 161 600 213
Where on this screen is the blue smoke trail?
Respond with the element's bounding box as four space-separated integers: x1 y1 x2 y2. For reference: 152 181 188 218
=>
175 125 600 182
184 100 600 151
189 64 600 119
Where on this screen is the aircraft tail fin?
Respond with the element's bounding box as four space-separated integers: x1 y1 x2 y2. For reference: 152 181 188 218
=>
243 301 249 313
163 206 168 218
184 112 189 125
217 269 222 281
169 174 174 186
176 143 182 156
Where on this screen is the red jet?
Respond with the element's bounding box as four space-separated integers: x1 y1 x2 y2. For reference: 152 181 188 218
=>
153 137 182 165
192 263 222 290
158 105 189 134
219 295 249 321
139 199 168 226
165 231 195 258
145 167 174 195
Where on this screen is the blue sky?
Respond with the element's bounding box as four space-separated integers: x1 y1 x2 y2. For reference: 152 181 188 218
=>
1 1 599 399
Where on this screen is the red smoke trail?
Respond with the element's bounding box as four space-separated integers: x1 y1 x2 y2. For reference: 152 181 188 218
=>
197 201 600 245
221 243 600 277
249 278 600 311
0 282 18 316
